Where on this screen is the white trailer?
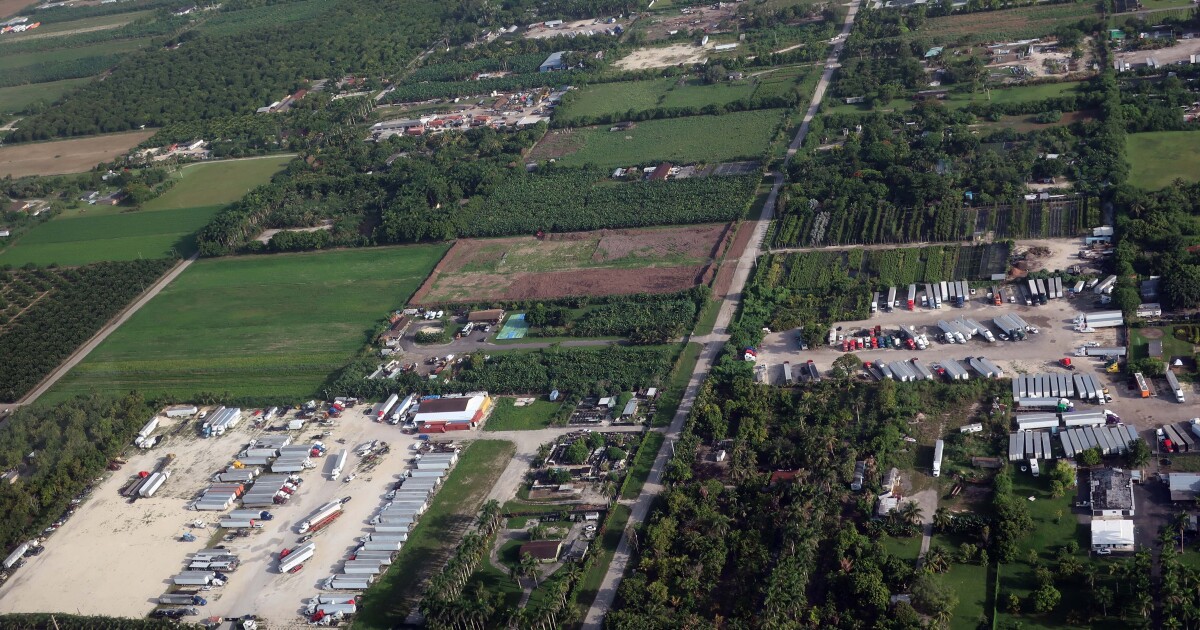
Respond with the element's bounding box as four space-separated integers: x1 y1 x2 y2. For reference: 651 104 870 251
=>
280 543 315 573
173 572 216 586
1166 371 1186 403
299 501 343 534
361 541 403 551
1016 415 1060 431
932 440 944 477
332 449 348 480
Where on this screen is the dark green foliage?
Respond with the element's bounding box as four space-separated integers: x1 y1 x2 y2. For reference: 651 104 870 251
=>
405 53 547 83
0 614 198 629
0 55 126 90
0 259 174 402
0 393 154 562
1114 179 1200 309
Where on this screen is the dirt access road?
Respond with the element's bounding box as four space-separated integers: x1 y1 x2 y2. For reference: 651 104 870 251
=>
580 0 864 626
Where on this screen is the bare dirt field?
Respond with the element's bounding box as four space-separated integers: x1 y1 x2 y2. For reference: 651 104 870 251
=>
1116 37 1200 67
0 130 155 177
637 5 738 42
0 0 29 20
712 220 754 298
613 43 710 70
412 224 729 304
524 17 630 39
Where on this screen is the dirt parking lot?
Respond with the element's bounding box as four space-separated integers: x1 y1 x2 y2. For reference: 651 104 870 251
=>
1116 37 1200 67
613 43 711 70
0 406 454 627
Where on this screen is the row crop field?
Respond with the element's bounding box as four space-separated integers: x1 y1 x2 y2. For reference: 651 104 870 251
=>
556 66 811 123
196 0 333 36
0 130 155 178
0 77 93 116
918 4 1101 43
772 195 1097 246
532 110 786 168
824 81 1084 115
44 245 448 403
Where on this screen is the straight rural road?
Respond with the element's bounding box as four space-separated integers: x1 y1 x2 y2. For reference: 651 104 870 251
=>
580 2 863 626
3 253 198 411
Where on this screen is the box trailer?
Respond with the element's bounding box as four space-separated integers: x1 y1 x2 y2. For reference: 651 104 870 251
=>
1016 415 1060 431
1166 371 1185 403
173 572 215 586
932 440 944 477
1134 373 1151 398
361 541 403 551
907 284 917 310
871 292 880 313
886 286 897 311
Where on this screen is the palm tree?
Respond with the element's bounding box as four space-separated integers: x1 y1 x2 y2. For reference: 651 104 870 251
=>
923 546 951 574
898 500 924 526
932 507 952 532
519 552 541 587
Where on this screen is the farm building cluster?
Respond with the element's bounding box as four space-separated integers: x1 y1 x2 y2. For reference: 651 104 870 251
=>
371 88 561 140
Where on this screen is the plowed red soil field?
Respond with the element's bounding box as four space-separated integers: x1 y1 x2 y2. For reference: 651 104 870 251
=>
411 224 730 305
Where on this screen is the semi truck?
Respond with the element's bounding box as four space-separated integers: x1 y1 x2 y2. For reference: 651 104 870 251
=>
298 501 344 534
388 394 417 424
782 362 794 386
1166 370 1185 403
932 439 944 477
886 286 897 311
1016 397 1075 413
375 394 400 421
279 542 315 573
906 284 917 310
331 449 348 480
159 594 208 606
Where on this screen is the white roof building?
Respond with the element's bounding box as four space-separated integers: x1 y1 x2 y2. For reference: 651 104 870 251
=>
1090 519 1135 550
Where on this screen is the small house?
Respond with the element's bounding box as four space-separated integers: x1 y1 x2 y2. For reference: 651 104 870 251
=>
1091 519 1135 551
539 51 568 73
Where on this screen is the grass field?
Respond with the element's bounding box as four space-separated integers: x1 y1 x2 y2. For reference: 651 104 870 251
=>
355 440 516 630
0 205 222 266
140 156 294 211
920 3 1100 42
939 562 991 630
621 432 664 499
0 37 150 71
653 341 702 427
1129 326 1196 361
550 109 784 168
45 245 448 402
0 77 93 114
881 534 922 560
1126 131 1200 190
0 130 155 178
484 397 566 431
825 81 1084 115
555 70 809 122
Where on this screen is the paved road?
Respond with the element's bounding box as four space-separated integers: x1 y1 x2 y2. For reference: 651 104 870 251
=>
580 3 863 627
0 254 198 414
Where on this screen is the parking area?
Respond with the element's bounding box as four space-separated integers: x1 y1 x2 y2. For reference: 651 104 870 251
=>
0 404 434 626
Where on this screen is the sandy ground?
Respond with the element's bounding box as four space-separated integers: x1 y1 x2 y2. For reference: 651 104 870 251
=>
1116 37 1200 67
0 131 155 178
524 17 629 40
255 223 332 244
1014 237 1101 275
613 43 711 70
0 0 29 20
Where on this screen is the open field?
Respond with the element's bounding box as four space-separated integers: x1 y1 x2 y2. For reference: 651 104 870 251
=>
0 76 92 114
920 4 1100 42
613 43 711 70
0 205 221 266
412 224 728 304
0 130 154 177
556 69 810 122
141 156 295 211
0 9 153 41
45 245 448 402
1126 131 1200 190
652 341 702 427
0 0 28 20
0 36 150 71
825 81 1084 115
356 440 516 629
483 397 565 431
541 109 783 168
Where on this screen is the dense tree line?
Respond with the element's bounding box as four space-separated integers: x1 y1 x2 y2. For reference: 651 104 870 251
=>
1113 180 1200 309
0 259 174 402
327 345 675 400
0 613 198 629
405 53 547 83
520 288 710 344
5 0 461 141
0 16 188 57
0 392 153 562
0 55 124 90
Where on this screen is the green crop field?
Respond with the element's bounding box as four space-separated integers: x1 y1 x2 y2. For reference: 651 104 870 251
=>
920 3 1100 42
551 109 784 167
197 0 332 36
1126 131 1200 190
0 10 154 41
0 205 222 266
44 245 448 402
140 156 294 211
0 37 150 71
0 77 93 114
557 68 809 123
825 81 1084 115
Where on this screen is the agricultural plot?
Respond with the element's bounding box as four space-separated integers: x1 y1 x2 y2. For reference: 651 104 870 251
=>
0 77 93 115
773 195 1097 246
920 4 1101 43
0 130 155 178
45 245 448 402
411 224 729 304
0 10 153 41
0 205 223 266
140 156 294 211
196 0 332 36
556 67 811 123
535 110 785 168
824 81 1085 115
1126 131 1200 190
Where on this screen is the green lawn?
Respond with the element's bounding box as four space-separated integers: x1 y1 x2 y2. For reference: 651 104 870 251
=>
0 77 93 115
1129 326 1197 362
653 341 702 427
938 562 991 630
552 110 785 168
825 81 1083 115
484 397 566 431
141 156 293 211
45 245 448 402
355 440 516 630
621 431 664 500
881 534 923 561
0 37 150 71
0 205 222 266
556 74 783 123
1126 131 1200 190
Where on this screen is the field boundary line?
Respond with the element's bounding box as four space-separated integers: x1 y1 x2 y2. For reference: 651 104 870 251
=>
14 253 197 406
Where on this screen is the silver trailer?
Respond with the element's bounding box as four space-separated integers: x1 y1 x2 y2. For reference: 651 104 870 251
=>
361 541 404 551
173 572 216 586
1060 432 1076 458
939 360 970 381
886 286 897 310
1008 433 1022 461
342 564 384 575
